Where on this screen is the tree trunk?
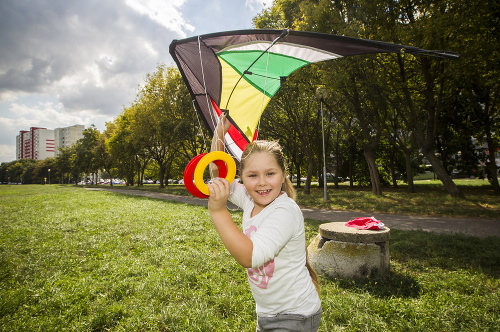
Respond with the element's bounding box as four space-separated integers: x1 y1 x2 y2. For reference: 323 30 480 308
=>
335 130 340 189
349 141 354 187
318 164 323 189
390 145 398 187
136 163 141 186
485 128 500 194
364 146 382 195
292 154 302 188
403 150 415 193
295 165 301 188
108 168 113 186
159 163 165 189
423 150 464 198
304 158 314 195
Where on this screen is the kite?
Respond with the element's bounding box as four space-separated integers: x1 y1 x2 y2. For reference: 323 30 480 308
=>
169 28 459 162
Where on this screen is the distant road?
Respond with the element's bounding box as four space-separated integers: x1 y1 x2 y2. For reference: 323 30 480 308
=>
87 188 500 238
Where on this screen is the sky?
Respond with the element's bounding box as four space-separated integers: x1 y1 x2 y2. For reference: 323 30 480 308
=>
0 0 272 163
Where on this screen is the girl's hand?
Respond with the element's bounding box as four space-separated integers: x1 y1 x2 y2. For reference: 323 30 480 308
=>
216 113 231 136
207 177 231 212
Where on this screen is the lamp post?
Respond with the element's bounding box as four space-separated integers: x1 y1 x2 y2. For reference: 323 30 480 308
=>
315 86 328 202
48 168 51 185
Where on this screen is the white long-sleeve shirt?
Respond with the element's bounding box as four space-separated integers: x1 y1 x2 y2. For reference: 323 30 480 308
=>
229 180 321 316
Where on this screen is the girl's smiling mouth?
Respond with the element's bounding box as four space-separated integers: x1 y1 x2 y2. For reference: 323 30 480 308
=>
257 189 272 195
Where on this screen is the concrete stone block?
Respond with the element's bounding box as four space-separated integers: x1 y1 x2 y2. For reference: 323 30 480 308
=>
308 222 390 279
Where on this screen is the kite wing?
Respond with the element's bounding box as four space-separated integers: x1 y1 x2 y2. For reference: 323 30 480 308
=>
169 29 458 160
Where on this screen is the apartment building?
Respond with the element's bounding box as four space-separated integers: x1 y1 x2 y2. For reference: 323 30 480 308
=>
16 125 84 160
16 127 53 160
54 124 85 156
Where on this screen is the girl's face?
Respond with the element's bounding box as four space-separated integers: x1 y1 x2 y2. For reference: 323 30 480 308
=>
241 151 285 215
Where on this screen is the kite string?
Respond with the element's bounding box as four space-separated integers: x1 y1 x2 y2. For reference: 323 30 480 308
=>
195 40 231 189
197 36 219 140
192 99 208 153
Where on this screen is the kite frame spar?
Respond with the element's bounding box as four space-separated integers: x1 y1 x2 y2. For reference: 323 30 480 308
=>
169 29 459 160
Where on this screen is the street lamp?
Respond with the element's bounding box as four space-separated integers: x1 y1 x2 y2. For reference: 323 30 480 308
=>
315 86 328 202
48 168 51 185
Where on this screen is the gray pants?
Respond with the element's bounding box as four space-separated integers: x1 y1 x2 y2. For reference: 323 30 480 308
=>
256 307 322 332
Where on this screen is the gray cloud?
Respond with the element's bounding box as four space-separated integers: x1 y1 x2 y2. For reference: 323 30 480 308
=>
0 0 182 112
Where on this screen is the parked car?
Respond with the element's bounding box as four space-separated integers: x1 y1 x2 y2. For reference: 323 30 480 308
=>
451 169 484 179
326 173 335 183
325 173 345 183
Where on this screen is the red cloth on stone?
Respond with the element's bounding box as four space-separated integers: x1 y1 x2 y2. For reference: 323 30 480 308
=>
345 217 384 230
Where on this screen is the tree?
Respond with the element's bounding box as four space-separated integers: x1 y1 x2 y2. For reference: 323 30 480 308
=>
258 0 493 197
97 122 118 186
255 0 391 195
1 159 37 184
33 158 57 184
108 111 139 186
74 125 101 184
337 58 388 195
446 0 500 193
55 145 78 184
131 64 190 188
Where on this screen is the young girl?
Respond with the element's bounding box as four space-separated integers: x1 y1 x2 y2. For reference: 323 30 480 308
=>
207 115 322 331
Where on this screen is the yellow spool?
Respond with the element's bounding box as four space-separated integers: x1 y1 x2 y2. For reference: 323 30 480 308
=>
194 151 236 196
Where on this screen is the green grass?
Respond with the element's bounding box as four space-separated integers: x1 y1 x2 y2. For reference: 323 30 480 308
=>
1 185 499 331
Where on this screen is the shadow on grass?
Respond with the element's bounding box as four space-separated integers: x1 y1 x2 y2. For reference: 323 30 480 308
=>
329 270 422 299
389 229 500 279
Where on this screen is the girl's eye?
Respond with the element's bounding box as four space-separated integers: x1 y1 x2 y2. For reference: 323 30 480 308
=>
267 172 275 176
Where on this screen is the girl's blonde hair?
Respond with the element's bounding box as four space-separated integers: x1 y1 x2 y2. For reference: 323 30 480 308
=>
240 140 296 201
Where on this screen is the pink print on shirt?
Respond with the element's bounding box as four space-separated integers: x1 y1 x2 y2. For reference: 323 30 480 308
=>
245 225 275 289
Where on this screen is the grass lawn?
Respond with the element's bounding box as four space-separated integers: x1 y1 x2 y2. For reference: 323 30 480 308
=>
0 185 499 331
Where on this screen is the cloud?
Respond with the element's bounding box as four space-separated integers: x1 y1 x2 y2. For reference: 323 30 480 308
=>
0 145 15 161
5 102 105 129
124 0 194 37
0 0 188 113
245 0 273 12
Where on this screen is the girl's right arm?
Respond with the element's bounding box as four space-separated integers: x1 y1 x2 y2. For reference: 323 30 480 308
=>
207 114 253 268
208 178 253 268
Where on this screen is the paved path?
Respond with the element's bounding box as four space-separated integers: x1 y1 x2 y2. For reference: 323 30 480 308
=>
88 188 500 239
